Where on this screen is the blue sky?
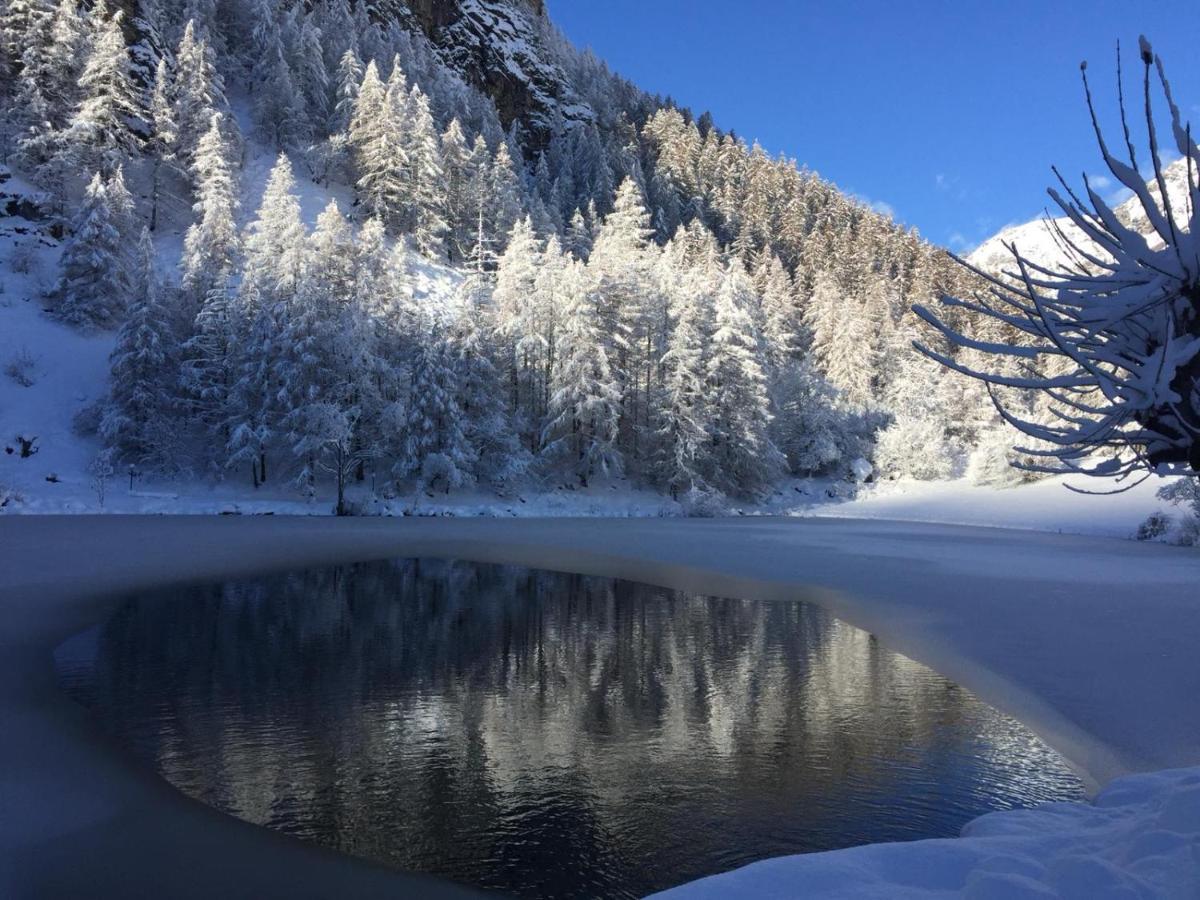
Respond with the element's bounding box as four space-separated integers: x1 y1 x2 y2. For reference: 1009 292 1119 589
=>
549 1 1200 252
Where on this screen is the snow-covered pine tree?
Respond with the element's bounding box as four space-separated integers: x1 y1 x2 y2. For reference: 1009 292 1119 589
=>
293 14 329 130
172 19 227 167
398 329 476 493
754 251 799 372
44 0 86 125
489 140 524 251
806 270 874 408
349 59 407 227
181 279 234 452
704 259 783 496
251 31 309 149
279 200 376 505
493 216 545 445
407 86 449 258
543 257 622 486
330 47 363 135
226 153 307 486
325 47 363 180
440 119 473 263
64 0 141 171
450 277 527 489
148 57 182 231
101 229 179 467
54 170 135 329
651 230 716 498
586 177 659 460
565 207 592 261
181 112 240 302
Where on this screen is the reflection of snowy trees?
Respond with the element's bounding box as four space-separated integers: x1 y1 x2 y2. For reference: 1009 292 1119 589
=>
76 561 1081 896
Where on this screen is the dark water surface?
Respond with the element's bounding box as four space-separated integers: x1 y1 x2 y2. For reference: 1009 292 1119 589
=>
56 559 1084 898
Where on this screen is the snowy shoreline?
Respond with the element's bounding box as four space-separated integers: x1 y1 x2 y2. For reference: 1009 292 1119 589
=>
2 515 1197 897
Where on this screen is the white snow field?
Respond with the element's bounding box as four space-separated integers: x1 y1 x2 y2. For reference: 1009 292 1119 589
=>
798 473 1180 539
1 515 1198 898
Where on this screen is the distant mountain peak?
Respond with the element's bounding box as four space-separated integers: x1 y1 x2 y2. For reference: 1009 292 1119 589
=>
967 157 1193 277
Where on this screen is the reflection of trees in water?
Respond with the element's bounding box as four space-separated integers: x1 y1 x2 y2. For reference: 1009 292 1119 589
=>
76 560 1082 897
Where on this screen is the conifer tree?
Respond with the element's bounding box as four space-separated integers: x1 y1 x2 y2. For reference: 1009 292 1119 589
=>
330 47 363 135
172 19 226 167
493 216 544 442
566 207 592 261
587 177 658 457
54 171 134 329
148 57 181 230
398 331 476 493
181 112 240 301
279 201 373 501
408 86 449 258
66 2 141 169
181 280 235 449
102 229 179 466
544 260 622 486
349 59 407 226
653 250 714 498
489 141 524 250
294 15 329 128
45 0 86 122
705 260 783 496
755 252 799 371
227 154 307 485
450 282 527 488
440 119 473 262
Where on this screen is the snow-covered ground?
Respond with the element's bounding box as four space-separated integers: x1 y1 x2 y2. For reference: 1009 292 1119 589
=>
797 474 1179 539
2 516 1197 898
656 766 1200 899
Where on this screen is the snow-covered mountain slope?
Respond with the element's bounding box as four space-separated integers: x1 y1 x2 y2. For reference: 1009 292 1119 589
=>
967 156 1194 276
0 142 463 513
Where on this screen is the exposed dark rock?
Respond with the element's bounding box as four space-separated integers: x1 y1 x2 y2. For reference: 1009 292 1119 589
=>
398 0 590 148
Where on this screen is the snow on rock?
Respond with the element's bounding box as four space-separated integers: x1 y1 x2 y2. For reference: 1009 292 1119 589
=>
653 766 1200 899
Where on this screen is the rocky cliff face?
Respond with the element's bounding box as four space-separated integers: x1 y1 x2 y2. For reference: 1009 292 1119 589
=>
398 0 589 146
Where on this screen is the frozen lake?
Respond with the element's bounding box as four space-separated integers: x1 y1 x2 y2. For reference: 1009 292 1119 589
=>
57 558 1084 898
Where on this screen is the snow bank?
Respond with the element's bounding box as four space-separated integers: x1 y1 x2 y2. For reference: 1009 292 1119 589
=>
798 475 1179 539
653 766 1200 899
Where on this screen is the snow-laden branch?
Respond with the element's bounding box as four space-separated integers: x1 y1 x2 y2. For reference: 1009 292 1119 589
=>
916 38 1200 478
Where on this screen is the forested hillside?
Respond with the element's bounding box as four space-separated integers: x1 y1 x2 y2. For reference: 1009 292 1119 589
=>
1 0 1012 513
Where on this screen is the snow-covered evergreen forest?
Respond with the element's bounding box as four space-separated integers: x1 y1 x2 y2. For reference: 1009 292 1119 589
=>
1 0 1044 512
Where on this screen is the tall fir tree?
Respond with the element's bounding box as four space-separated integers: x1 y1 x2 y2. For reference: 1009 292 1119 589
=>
227 153 307 485
101 229 180 467
181 112 240 302
544 259 622 486
54 171 135 329
704 260 783 496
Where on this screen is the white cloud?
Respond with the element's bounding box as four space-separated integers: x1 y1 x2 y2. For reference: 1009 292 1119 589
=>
848 191 897 220
869 199 896 219
934 173 970 202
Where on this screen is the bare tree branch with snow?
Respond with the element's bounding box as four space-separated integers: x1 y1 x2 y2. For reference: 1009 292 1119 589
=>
915 37 1200 482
